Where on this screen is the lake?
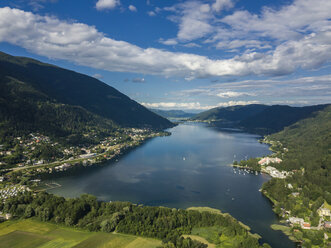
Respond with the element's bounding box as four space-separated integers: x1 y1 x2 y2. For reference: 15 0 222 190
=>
46 123 295 248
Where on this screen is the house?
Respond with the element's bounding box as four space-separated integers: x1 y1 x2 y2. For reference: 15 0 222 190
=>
318 207 331 217
264 166 289 179
54 163 71 171
302 222 311 229
324 221 331 229
288 217 304 225
79 153 97 159
5 213 12 220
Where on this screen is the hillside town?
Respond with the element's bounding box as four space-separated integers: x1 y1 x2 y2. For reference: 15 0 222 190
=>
0 128 170 184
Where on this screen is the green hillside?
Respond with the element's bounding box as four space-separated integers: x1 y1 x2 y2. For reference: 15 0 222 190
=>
191 104 329 135
150 109 195 118
239 104 329 134
260 106 331 247
0 52 173 144
191 104 268 122
267 105 331 189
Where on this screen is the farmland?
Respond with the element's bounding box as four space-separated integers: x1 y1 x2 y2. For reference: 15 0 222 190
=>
0 218 161 248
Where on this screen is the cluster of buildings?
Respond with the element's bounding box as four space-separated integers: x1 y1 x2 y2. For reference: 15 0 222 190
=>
286 205 331 231
0 185 29 201
263 166 291 179
318 205 331 229
318 205 331 218
288 217 311 229
258 157 282 166
0 212 12 220
53 163 72 172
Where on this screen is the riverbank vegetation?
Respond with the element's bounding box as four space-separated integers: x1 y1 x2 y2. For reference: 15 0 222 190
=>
0 192 270 248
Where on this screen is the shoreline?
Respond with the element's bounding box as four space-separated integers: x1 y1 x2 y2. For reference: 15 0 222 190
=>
32 132 170 191
228 140 300 247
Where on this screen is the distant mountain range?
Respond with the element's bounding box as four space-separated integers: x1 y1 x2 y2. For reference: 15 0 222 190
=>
0 52 173 144
150 109 195 119
191 104 329 134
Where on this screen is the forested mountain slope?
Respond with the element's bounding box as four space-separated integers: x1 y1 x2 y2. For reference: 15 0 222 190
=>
0 52 173 144
191 104 329 135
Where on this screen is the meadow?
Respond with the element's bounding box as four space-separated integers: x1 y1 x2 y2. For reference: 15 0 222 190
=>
0 218 161 248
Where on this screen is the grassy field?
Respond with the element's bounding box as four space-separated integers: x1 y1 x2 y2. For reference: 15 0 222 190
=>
0 219 161 248
190 226 242 248
324 201 331 211
270 224 298 242
182 234 215 248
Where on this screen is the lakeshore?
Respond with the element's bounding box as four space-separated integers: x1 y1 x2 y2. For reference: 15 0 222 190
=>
42 122 294 248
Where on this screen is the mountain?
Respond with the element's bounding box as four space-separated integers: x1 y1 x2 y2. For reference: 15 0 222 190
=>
239 104 329 134
191 104 329 134
269 105 331 174
262 105 331 221
191 104 268 122
0 52 173 143
150 109 195 118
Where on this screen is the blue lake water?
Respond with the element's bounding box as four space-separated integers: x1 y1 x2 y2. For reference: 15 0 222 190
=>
46 123 295 248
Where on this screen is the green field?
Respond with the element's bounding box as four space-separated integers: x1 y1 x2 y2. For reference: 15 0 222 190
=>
0 219 161 248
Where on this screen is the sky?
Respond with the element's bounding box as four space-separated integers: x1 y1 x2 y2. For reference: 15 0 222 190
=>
0 0 330 112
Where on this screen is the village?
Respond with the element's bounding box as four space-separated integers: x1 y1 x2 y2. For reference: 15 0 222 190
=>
231 145 331 240
0 185 29 202
0 128 170 184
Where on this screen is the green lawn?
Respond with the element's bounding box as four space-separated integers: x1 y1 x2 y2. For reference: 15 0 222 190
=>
0 219 161 248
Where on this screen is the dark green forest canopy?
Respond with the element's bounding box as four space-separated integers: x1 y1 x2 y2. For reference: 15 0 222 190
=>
261 106 331 223
191 104 329 135
0 192 267 248
0 51 174 145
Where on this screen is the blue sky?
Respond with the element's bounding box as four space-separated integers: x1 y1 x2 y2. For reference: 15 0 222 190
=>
0 0 330 111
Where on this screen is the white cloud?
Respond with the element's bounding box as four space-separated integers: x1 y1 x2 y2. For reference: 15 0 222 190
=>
147 11 156 16
141 102 204 109
163 0 331 54
176 75 331 106
132 77 145 83
212 0 233 12
92 73 103 79
159 38 178 45
28 0 58 11
183 42 201 48
128 5 137 12
177 88 254 98
216 39 271 50
216 101 259 107
96 0 120 10
141 100 259 110
166 1 213 42
216 91 253 98
0 7 330 79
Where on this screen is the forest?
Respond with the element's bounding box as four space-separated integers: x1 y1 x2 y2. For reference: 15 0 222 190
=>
260 106 331 247
0 192 270 248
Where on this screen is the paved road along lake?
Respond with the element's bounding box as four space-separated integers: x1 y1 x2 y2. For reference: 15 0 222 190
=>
46 123 295 248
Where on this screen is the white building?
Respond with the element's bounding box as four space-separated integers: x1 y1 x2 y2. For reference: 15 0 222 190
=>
289 217 304 225
258 157 282 166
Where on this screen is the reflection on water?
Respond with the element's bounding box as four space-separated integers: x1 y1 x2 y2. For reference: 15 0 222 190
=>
46 123 294 248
